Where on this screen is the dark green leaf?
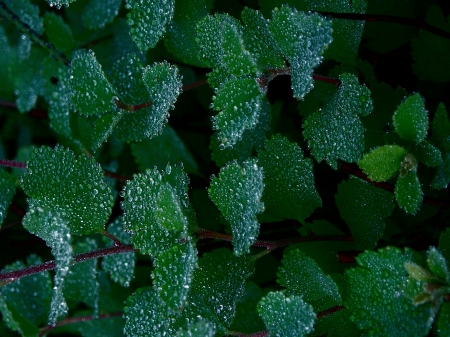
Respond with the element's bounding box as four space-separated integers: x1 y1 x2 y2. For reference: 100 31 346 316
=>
44 12 76 53
83 0 122 29
439 228 450 263
0 170 16 226
230 282 266 333
431 103 450 152
438 302 450 337
417 141 442 167
395 171 423 215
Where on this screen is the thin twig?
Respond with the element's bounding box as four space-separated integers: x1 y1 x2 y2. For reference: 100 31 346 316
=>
0 159 25 168
100 229 123 247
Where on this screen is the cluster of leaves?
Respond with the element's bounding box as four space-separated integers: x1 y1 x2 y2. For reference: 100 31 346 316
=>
0 0 450 336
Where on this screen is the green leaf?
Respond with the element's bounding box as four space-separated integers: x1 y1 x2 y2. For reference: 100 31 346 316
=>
211 78 264 148
121 164 190 256
395 171 423 215
23 210 72 326
303 73 373 169
417 141 442 167
0 293 40 337
82 0 122 29
393 94 429 144
125 0 175 51
359 145 407 182
101 217 135 287
411 6 450 82
439 228 450 263
431 103 450 152
269 5 332 99
346 247 434 337
277 249 341 312
176 320 216 337
432 152 450 189
64 239 99 314
438 302 450 337
258 134 322 223
44 12 76 53
48 67 73 138
69 311 125 337
241 8 285 69
164 0 211 67
0 170 15 226
69 49 118 116
152 242 197 313
197 14 256 75
211 98 271 167
1 255 52 326
131 125 199 175
335 176 394 249
230 282 266 333
155 184 188 232
22 146 114 235
141 61 183 138
46 0 76 8
427 247 450 282
404 262 436 282
257 291 316 337
208 159 264 256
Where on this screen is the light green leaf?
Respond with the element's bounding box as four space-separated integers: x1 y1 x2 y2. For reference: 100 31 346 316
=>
269 5 332 99
393 94 429 144
83 0 122 29
1 255 52 326
335 176 394 249
69 49 118 116
0 170 15 226
131 125 199 175
152 242 197 313
101 217 135 287
395 171 423 215
258 291 316 337
22 146 114 235
165 0 211 67
427 247 449 282
258 134 322 223
277 249 341 312
404 262 436 282
241 8 285 69
359 145 407 182
141 61 183 139
126 0 175 51
208 159 264 256
346 247 434 337
64 239 99 314
211 78 264 148
303 73 373 169
121 164 190 256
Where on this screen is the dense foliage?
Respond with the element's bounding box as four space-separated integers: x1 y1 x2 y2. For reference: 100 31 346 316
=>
0 0 450 336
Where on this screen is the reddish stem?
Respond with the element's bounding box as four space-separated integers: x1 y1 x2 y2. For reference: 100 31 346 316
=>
182 79 208 91
103 170 130 182
0 244 135 282
317 305 345 319
0 159 25 168
38 312 122 336
114 98 152 112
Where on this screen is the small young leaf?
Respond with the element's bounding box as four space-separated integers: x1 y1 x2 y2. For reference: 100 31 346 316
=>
336 176 395 249
208 159 264 256
427 247 450 282
393 94 429 144
1 255 52 326
257 291 316 337
125 0 175 51
277 249 341 312
0 170 15 226
102 217 135 287
395 171 423 215
359 145 407 182
69 49 118 116
211 78 263 148
83 0 122 29
404 262 436 282
303 73 373 169
258 134 322 223
346 247 434 337
152 242 197 313
141 61 183 139
22 146 114 235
